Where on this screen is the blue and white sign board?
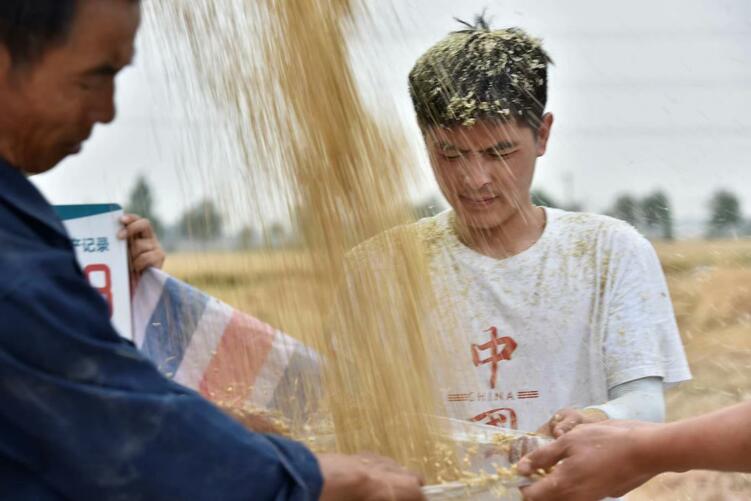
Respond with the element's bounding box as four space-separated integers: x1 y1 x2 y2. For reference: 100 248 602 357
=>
55 204 133 341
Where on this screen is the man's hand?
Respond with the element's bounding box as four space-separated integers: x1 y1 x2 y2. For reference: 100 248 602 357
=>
518 422 657 501
118 214 166 275
317 453 425 501
537 408 608 438
506 435 549 464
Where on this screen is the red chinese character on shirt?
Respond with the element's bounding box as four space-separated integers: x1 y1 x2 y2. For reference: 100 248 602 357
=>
471 327 517 389
471 407 518 430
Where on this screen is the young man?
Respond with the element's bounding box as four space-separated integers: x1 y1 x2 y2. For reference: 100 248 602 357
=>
127 17 691 491
518 401 751 500
360 18 691 437
0 1 424 500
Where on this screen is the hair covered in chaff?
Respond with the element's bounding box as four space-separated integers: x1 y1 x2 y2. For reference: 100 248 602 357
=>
408 14 552 130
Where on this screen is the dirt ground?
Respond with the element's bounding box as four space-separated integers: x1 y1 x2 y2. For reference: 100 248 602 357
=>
165 239 751 500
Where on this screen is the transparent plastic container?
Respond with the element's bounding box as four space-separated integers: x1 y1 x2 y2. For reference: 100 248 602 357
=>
299 415 551 500
422 417 552 501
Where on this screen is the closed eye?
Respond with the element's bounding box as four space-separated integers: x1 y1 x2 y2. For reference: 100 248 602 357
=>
487 148 517 159
439 150 464 160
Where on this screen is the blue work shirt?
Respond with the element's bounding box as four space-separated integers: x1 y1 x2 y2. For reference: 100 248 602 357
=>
0 158 323 500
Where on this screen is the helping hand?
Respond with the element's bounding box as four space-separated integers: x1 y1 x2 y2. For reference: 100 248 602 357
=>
536 408 601 438
118 214 166 275
519 422 657 501
317 452 426 501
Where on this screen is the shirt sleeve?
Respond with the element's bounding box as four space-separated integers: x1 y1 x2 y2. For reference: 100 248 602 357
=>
586 376 666 422
0 254 323 501
601 226 692 389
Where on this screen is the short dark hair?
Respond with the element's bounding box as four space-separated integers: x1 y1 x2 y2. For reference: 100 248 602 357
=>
0 0 139 66
408 14 552 130
0 0 78 65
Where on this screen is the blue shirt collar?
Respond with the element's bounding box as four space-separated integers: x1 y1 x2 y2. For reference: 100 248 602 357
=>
0 158 69 240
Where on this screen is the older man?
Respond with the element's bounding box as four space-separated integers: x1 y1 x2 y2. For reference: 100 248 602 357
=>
0 1 423 500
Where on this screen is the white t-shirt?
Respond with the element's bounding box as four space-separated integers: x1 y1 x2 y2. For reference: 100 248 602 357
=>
407 208 691 433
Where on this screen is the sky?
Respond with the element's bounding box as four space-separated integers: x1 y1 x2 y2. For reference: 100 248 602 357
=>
32 0 751 234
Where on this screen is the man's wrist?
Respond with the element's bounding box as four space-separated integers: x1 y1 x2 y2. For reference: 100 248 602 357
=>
631 424 677 477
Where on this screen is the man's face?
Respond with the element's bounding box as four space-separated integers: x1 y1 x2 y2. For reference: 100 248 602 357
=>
0 0 140 173
425 115 553 232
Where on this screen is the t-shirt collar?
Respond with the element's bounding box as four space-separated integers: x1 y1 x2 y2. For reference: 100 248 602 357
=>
444 207 556 265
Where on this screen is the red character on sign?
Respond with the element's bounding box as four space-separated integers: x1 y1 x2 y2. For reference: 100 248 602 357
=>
471 327 517 389
84 264 113 318
471 407 518 430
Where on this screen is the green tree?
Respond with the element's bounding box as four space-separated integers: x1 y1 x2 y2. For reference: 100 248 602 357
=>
124 175 164 237
178 199 223 241
413 195 444 219
707 190 742 238
237 226 259 250
268 222 287 248
531 189 558 208
641 191 673 240
611 194 640 227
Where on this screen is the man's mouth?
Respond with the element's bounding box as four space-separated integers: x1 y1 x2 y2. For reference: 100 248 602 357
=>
459 194 500 208
66 134 91 154
68 130 93 154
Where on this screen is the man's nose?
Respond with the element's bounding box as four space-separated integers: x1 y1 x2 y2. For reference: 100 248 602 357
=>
462 157 494 191
88 89 117 125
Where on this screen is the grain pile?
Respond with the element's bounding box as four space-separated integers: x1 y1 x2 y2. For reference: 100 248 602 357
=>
145 0 460 483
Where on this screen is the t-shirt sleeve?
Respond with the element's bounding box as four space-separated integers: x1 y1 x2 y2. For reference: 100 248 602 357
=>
0 256 323 501
601 226 692 389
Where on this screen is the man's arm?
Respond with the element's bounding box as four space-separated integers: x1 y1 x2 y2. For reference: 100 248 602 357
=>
0 263 323 500
645 400 751 474
537 377 664 437
0 250 422 501
519 401 751 501
0 258 424 501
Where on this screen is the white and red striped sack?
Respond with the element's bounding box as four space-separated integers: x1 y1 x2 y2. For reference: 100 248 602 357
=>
131 268 321 421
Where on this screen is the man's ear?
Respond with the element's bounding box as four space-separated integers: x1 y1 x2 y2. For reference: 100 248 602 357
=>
0 46 11 81
535 113 554 157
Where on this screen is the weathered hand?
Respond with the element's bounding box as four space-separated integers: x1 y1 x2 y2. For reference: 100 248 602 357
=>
537 409 607 438
518 422 657 501
506 434 548 464
118 214 166 275
317 452 425 501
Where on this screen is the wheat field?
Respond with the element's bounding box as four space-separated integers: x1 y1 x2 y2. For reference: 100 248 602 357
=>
165 239 751 500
